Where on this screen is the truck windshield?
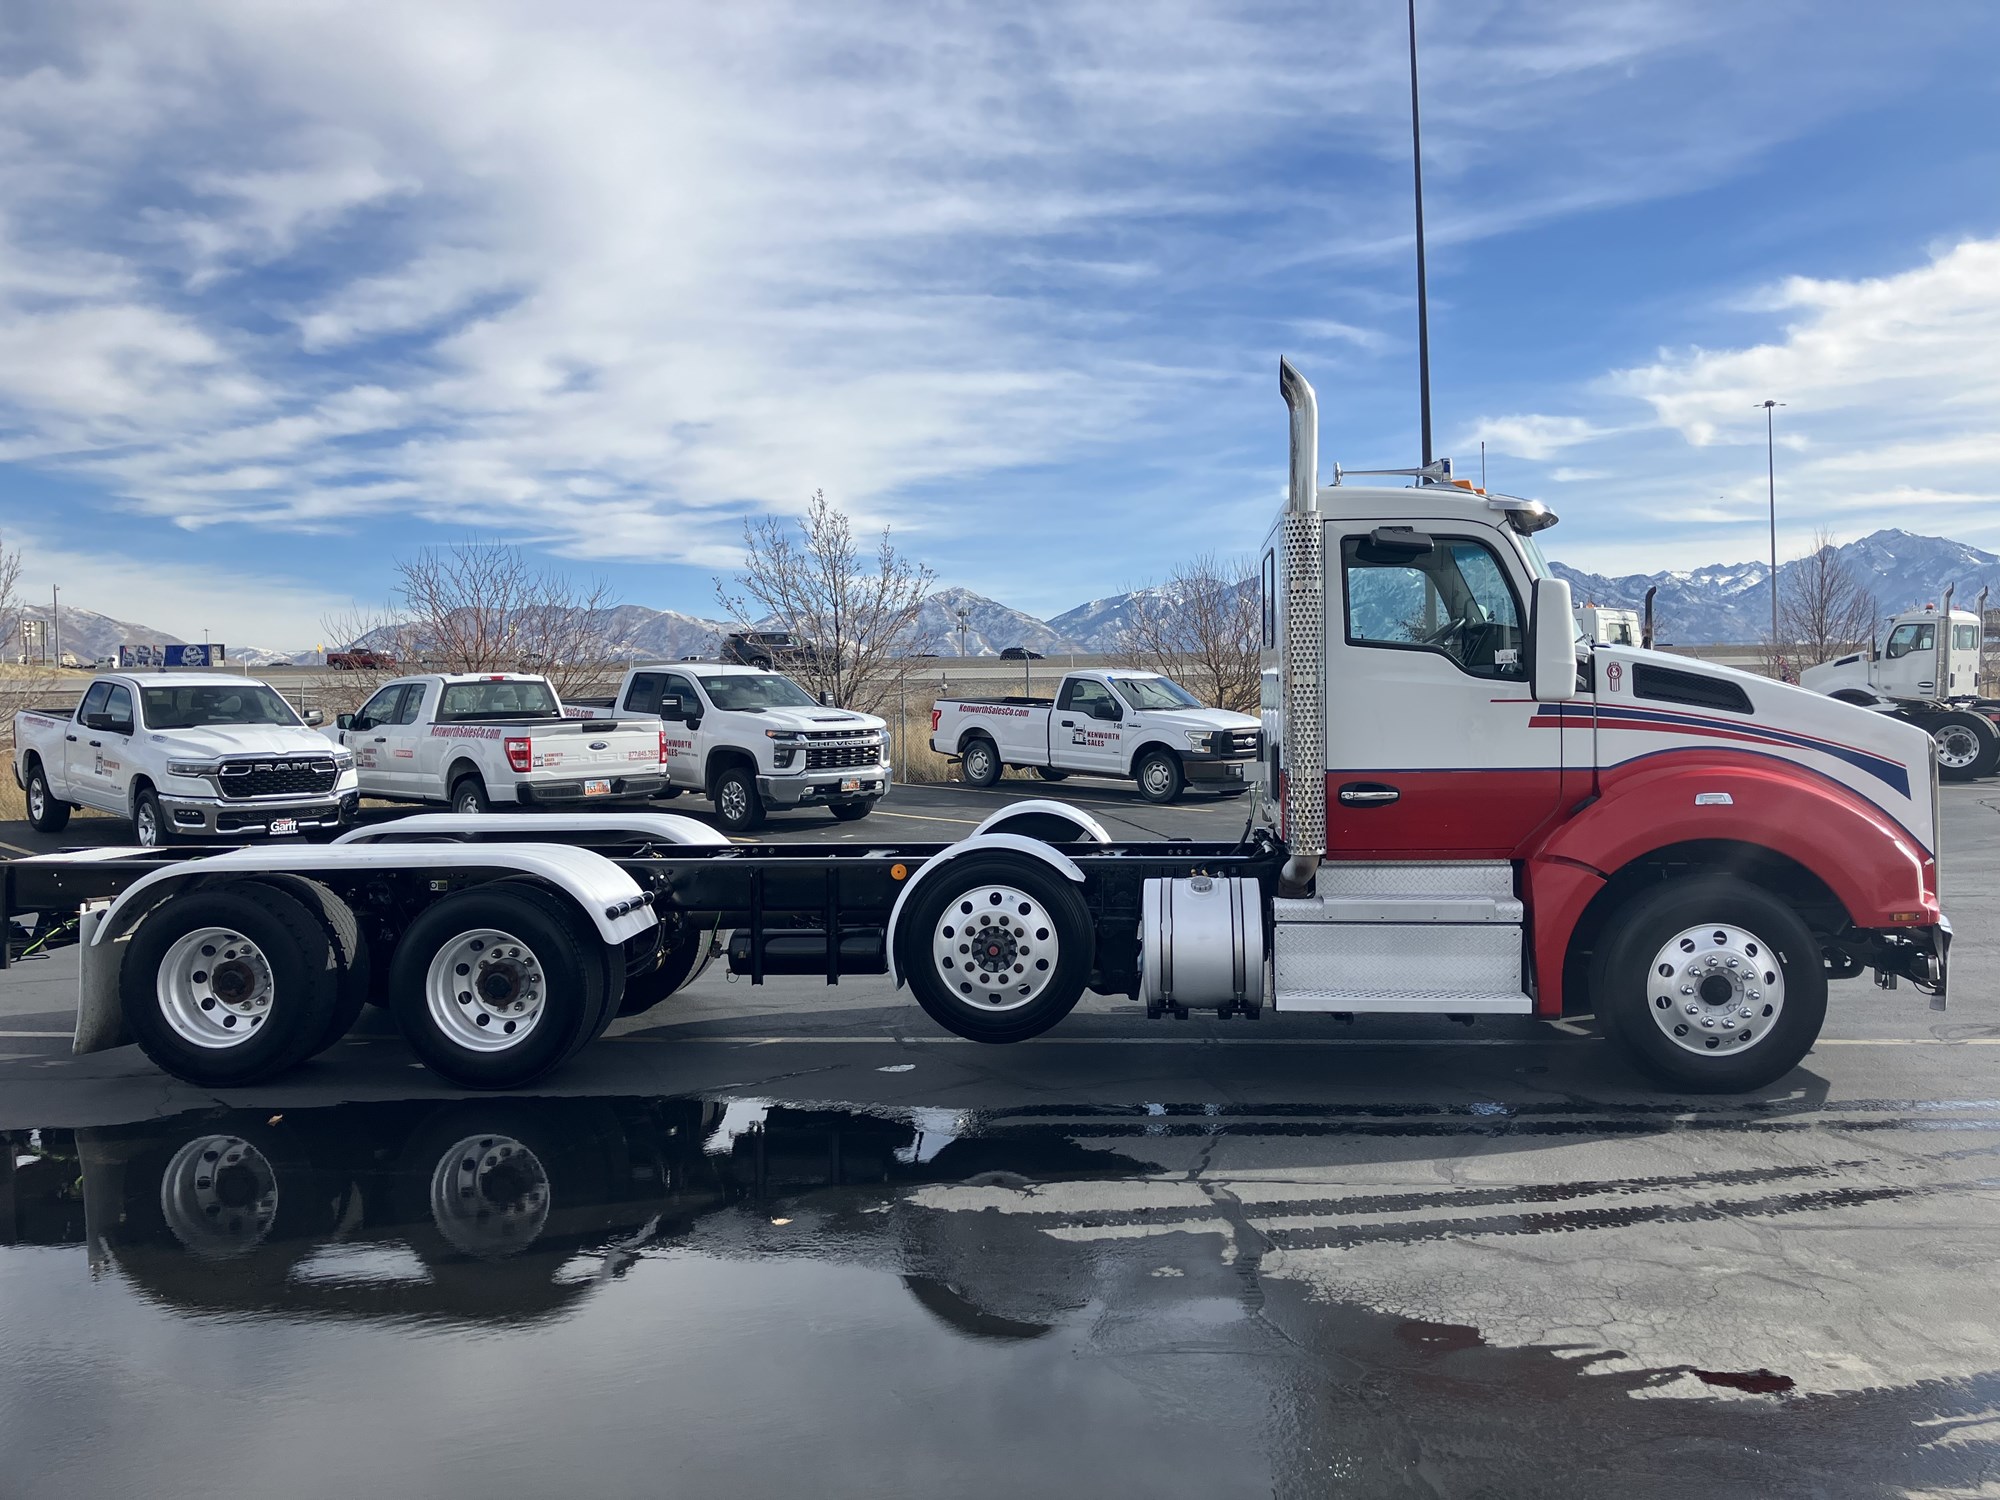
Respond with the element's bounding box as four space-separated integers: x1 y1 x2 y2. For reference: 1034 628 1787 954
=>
141 684 302 729
699 674 819 710
1111 677 1203 711
435 680 561 720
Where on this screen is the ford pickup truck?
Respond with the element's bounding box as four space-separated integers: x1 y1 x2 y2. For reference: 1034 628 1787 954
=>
13 673 358 845
325 673 668 813
579 662 890 832
931 669 1260 802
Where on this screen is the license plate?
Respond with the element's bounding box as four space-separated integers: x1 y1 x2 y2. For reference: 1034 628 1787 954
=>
583 779 612 797
268 818 299 836
840 778 861 793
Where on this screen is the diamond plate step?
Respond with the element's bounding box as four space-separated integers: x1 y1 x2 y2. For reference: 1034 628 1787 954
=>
1273 920 1527 1011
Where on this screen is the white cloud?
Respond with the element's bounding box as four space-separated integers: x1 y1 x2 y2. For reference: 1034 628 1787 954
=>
1461 414 1606 461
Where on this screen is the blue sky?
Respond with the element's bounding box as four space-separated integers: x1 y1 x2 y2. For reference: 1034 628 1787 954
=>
1 0 1997 649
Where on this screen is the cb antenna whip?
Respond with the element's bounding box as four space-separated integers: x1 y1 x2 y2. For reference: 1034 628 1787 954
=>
1407 0 1433 467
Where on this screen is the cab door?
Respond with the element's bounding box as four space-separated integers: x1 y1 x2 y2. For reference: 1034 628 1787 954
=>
1322 523 1565 858
343 683 410 794
1054 677 1127 775
375 683 426 794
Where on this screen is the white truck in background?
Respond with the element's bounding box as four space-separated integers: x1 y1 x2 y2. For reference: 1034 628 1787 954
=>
1577 604 1641 646
930 669 1261 803
13 673 358 846
576 663 890 832
1801 602 2000 780
325 673 670 813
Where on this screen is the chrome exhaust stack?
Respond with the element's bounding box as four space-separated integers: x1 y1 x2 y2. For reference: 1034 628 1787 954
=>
1278 357 1324 897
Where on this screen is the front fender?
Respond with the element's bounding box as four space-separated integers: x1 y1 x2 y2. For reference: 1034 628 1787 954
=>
885 832 1086 986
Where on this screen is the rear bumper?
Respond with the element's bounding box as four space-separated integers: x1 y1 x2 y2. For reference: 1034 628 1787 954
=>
160 791 358 837
758 772 889 808
516 773 670 805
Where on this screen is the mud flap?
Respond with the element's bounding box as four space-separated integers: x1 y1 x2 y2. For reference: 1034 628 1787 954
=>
74 904 131 1055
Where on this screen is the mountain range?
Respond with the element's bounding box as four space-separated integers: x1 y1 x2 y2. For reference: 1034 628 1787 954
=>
23 528 1999 664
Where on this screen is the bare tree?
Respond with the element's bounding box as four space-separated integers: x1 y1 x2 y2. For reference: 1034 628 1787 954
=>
393 540 618 701
716 490 934 714
1117 553 1261 714
1779 528 1877 669
0 532 22 663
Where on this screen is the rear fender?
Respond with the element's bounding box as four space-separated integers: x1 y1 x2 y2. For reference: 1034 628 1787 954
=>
886 833 1086 986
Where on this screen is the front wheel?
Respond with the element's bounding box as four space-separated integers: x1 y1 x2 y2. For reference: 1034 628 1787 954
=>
133 786 174 846
896 854 1094 1044
1134 748 1185 804
1589 874 1827 1092
829 801 872 822
712 766 765 832
25 763 70 833
1929 711 2000 781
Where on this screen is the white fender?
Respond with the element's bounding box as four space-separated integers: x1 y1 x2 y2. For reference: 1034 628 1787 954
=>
968 799 1111 845
885 832 1086 986
87 842 658 949
336 811 728 847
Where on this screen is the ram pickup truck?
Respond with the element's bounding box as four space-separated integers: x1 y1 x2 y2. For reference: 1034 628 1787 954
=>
325 673 668 813
13 673 358 846
930 669 1259 803
581 662 890 831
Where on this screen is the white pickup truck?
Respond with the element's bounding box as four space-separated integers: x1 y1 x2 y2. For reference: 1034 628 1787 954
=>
931 669 1261 803
578 662 890 832
325 673 668 814
13 673 359 845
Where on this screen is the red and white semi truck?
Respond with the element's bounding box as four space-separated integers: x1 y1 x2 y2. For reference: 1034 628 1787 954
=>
0 360 1948 1095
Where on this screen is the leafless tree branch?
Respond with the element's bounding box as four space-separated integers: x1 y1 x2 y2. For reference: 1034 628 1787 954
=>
1116 553 1261 714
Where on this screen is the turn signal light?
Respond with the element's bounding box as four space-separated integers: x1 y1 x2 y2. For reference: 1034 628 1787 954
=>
658 728 670 764
504 736 532 773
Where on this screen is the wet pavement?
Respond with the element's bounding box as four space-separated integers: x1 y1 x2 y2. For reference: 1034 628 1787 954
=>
1 781 1996 1498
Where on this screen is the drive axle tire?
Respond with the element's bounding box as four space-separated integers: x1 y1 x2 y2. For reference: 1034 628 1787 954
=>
1589 874 1827 1093
388 885 609 1089
616 923 719 1018
242 875 374 1057
25 763 69 833
896 854 1093 1044
712 765 766 833
1134 748 1185 804
1928 711 2000 781
121 883 344 1087
960 737 1002 789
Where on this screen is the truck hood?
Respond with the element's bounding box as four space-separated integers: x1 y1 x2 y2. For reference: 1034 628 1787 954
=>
739 707 887 734
153 726 337 760
1138 706 1261 732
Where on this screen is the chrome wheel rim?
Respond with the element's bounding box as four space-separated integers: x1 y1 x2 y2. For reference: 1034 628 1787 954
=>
1646 922 1785 1056
429 1133 550 1258
933 884 1057 1012
425 928 546 1052
1934 725 1980 769
135 799 160 846
27 776 44 821
718 780 749 823
160 1134 279 1257
964 744 992 782
158 926 274 1048
1141 757 1174 796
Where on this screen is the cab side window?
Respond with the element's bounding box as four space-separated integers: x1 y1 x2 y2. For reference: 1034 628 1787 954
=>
390 685 423 724
624 673 665 715
1060 679 1119 719
663 674 700 718
1884 623 1933 659
78 682 111 723
1341 535 1526 679
103 685 135 733
355 684 404 729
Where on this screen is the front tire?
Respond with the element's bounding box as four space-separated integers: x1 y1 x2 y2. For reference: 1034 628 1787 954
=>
712 765 765 832
132 785 175 846
1589 874 1827 1092
829 801 872 822
1929 711 2000 781
960 737 1001 788
896 854 1093 1044
25 763 70 833
1134 748 1185 804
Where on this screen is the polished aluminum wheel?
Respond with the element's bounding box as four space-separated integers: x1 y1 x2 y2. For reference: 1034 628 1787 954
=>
160 1134 279 1257
1645 922 1785 1056
135 797 163 847
425 928 547 1052
1934 723 1983 771
429 1134 551 1258
932 884 1057 1012
26 775 45 822
158 926 273 1049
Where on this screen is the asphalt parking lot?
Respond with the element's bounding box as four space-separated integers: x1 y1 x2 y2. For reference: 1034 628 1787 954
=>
3 777 1997 1499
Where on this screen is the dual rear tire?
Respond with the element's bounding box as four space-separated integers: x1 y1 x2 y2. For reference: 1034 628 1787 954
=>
1926 711 2000 782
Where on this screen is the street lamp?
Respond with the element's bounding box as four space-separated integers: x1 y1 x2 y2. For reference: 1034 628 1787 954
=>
1758 400 1785 674
955 607 971 659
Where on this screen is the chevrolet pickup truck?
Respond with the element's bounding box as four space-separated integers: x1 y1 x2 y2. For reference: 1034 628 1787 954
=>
14 673 358 845
324 673 668 813
931 669 1260 802
579 662 890 832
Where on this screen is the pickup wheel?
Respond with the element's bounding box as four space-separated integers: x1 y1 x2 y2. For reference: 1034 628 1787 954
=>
1927 711 2000 781
132 785 176 847
960 737 1002 788
120 883 343 1087
897 854 1093 1044
712 765 765 832
1589 874 1827 1093
1134 748 1185 804
828 801 872 822
388 885 608 1089
451 775 491 815
24 762 70 833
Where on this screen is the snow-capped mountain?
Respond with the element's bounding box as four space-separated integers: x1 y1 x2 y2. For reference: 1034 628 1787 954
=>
909 587 1078 656
12 603 187 664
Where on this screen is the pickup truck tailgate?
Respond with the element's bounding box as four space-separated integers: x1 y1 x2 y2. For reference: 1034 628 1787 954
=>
525 721 659 774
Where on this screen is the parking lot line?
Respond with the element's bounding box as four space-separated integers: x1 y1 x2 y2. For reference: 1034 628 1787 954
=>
867 809 983 826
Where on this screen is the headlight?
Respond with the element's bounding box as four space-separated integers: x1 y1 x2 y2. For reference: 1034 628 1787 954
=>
1184 730 1213 752
332 751 355 771
167 761 215 778
765 730 804 741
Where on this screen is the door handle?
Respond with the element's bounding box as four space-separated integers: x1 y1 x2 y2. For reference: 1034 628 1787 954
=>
1337 783 1399 806
65 734 78 742
88 739 103 748
373 736 388 743
1059 719 1074 727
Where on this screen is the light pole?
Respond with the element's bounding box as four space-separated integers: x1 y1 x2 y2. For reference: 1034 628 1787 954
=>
50 585 59 665
1759 400 1784 673
955 607 971 659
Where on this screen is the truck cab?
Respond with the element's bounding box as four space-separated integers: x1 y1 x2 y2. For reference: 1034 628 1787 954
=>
1800 607 1999 779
